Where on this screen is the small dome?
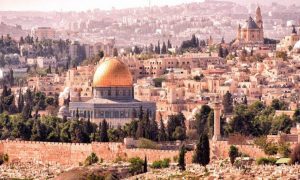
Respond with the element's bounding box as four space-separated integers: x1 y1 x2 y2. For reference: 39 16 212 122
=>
294 40 300 50
192 107 200 116
58 106 70 118
93 58 133 87
242 16 259 29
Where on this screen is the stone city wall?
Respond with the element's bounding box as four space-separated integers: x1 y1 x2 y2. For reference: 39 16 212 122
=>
0 140 265 165
213 141 266 159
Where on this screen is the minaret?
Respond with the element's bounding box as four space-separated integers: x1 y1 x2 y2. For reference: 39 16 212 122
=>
255 6 264 41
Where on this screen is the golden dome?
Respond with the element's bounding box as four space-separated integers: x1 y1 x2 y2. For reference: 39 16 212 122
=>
93 58 133 87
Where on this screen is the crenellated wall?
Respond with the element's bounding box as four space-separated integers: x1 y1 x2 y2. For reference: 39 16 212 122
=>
0 140 265 165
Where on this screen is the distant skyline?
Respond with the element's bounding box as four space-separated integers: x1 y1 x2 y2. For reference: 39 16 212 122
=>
0 0 204 12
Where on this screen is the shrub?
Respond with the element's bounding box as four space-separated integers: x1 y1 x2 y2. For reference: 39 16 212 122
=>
253 136 268 148
137 138 159 149
86 173 105 180
84 152 99 166
229 145 239 165
151 158 170 169
173 156 178 163
3 154 8 162
256 157 277 165
264 143 278 156
128 157 144 175
291 144 300 164
278 142 291 158
114 155 126 163
0 154 8 165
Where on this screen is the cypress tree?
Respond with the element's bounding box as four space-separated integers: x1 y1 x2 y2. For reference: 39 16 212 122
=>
22 103 32 119
149 117 158 141
158 116 167 141
161 42 167 54
192 133 210 167
218 46 223 58
136 121 145 139
167 39 172 49
195 105 211 136
242 95 248 105
178 145 186 171
9 69 14 86
222 91 233 114
17 89 24 113
143 156 148 173
76 108 80 119
99 119 109 142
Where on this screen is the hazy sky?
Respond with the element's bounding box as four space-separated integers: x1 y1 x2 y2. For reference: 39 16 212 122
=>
0 0 203 11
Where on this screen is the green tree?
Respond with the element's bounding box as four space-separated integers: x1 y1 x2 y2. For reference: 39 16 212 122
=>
278 142 291 158
31 120 46 141
149 117 158 141
271 99 287 110
136 120 145 139
46 64 52 74
167 113 186 141
158 116 167 141
229 145 239 165
172 127 186 141
195 105 212 136
218 46 223 58
161 42 167 54
192 134 210 167
178 145 186 171
223 91 233 114
99 119 109 142
84 152 99 166
17 89 24 113
128 157 144 175
270 114 293 134
167 39 172 49
293 108 300 123
143 156 148 173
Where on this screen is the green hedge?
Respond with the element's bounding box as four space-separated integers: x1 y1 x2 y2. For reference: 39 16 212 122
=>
256 157 277 165
151 158 170 169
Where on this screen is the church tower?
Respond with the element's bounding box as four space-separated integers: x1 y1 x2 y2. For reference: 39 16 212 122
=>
237 24 241 40
255 6 264 41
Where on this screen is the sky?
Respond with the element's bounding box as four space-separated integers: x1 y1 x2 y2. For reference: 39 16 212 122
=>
0 0 203 11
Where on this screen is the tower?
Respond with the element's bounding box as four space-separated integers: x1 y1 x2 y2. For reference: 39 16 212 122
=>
255 6 264 41
211 100 222 141
255 6 263 28
237 24 241 40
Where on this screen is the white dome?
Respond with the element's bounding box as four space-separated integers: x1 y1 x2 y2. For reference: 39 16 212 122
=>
192 107 200 116
294 40 300 50
58 106 70 118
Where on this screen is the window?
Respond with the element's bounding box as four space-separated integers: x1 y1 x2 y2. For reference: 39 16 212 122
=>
105 111 110 118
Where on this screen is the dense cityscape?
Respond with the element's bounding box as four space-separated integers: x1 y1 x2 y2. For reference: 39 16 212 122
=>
0 0 300 179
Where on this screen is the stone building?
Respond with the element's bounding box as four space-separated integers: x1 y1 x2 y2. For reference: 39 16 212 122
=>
31 27 56 40
277 26 300 51
236 6 264 44
69 58 156 127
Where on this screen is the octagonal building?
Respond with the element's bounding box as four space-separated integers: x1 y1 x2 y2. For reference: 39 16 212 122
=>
69 58 156 127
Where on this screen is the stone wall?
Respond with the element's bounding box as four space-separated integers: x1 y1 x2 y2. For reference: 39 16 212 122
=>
0 140 265 165
213 141 266 159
